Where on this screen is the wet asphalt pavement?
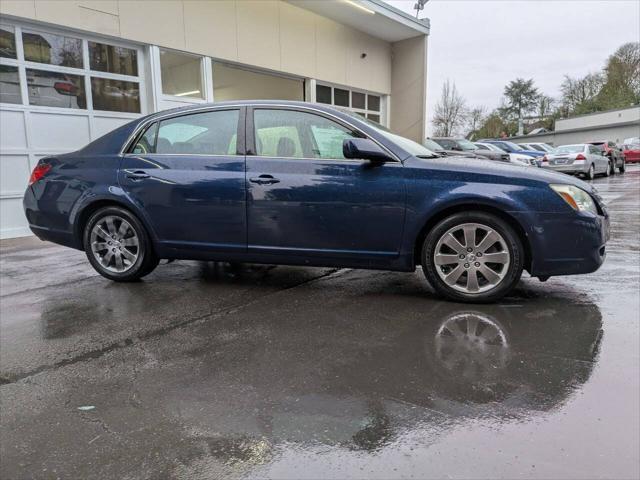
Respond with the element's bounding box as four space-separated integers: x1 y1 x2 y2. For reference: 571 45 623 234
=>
1 168 639 480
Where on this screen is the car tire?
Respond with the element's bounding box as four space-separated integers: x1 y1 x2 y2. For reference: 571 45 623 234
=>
83 206 158 282
604 163 611 177
585 164 595 180
421 212 524 303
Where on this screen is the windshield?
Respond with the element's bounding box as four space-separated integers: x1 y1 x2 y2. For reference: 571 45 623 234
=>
457 139 478 151
556 145 586 153
342 110 439 157
502 141 525 151
423 138 444 152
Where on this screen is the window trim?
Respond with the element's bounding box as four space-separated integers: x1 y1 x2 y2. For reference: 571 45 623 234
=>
121 104 399 162
125 106 245 156
0 20 145 114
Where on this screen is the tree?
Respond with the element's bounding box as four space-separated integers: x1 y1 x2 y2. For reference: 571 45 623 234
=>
560 72 604 115
466 106 486 140
475 111 512 139
503 78 539 121
596 42 640 109
536 95 555 119
432 79 468 137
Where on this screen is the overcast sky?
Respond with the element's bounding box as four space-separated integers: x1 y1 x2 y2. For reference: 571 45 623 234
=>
385 0 640 134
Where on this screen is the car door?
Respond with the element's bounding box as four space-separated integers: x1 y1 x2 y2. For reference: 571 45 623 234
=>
245 107 406 261
119 107 247 251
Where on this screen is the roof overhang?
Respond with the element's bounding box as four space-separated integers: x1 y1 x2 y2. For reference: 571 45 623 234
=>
287 0 430 42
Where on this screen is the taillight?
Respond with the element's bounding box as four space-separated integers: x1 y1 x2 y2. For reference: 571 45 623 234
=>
53 81 77 96
575 154 586 160
29 163 52 185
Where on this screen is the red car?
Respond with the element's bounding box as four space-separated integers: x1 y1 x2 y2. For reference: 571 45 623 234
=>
622 143 640 163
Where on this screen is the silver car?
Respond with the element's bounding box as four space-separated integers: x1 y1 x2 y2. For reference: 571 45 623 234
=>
541 144 609 180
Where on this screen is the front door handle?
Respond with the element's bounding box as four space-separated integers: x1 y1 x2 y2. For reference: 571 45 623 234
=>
125 170 150 180
249 175 280 185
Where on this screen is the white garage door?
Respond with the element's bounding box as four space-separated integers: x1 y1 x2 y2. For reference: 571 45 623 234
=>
0 22 146 239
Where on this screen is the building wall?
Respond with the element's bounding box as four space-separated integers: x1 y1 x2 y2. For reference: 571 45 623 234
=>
389 35 428 142
556 106 640 132
512 106 640 147
0 0 392 95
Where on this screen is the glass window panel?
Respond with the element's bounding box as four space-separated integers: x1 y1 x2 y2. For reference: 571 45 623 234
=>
0 25 17 59
310 123 356 159
0 65 21 104
26 69 86 109
316 84 331 104
91 77 139 113
132 123 158 154
334 88 349 107
160 49 202 98
156 110 239 155
367 113 381 123
89 41 138 76
367 95 380 112
254 109 356 160
23 30 82 68
352 91 365 109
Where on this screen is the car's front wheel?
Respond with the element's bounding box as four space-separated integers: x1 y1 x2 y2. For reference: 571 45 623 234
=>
83 206 158 282
422 212 524 303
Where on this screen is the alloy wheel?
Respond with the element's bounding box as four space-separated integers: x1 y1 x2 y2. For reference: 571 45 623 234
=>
90 215 140 273
433 223 510 294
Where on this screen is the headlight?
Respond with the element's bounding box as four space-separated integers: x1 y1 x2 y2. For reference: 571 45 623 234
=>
550 184 598 214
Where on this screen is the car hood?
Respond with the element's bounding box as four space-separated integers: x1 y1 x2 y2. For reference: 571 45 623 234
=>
410 155 596 192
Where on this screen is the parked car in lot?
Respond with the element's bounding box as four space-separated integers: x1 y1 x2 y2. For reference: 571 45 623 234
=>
478 139 545 162
586 141 626 174
474 142 535 166
541 144 610 180
622 142 640 163
24 100 610 303
431 137 510 162
519 142 555 153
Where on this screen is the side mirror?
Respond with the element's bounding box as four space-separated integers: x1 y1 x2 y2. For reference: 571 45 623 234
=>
343 138 394 163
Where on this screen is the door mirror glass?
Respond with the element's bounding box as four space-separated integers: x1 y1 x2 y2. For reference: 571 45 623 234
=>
343 138 393 163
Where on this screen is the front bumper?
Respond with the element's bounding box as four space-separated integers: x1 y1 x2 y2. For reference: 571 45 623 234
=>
511 210 609 278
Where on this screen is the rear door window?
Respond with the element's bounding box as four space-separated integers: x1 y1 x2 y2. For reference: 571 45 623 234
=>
132 122 157 154
134 109 239 155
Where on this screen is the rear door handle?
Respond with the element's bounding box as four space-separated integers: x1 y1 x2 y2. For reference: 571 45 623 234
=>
249 175 280 185
125 170 150 180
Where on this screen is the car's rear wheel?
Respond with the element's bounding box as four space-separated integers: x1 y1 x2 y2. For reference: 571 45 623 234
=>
585 164 595 180
83 206 158 282
422 212 524 303
604 162 611 177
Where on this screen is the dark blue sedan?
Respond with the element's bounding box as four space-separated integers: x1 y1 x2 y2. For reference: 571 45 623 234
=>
23 101 609 302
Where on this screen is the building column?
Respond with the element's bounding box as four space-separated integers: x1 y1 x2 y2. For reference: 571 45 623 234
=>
389 35 428 143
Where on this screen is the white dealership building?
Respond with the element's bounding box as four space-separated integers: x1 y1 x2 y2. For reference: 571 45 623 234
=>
0 0 430 238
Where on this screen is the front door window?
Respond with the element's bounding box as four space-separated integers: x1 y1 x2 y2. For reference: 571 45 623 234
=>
253 109 357 159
